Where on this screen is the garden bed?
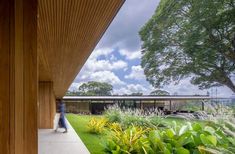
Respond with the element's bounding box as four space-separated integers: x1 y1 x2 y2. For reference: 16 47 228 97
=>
67 104 235 154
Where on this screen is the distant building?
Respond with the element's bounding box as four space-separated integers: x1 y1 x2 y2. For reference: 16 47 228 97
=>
63 95 210 114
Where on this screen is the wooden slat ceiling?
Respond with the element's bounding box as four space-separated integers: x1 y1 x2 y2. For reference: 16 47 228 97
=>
38 0 125 98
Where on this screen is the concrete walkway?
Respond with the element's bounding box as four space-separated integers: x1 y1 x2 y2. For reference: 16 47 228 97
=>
38 115 90 154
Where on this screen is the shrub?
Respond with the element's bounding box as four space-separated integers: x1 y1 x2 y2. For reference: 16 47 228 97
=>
107 122 122 132
103 126 151 154
104 104 164 129
87 117 108 134
149 116 168 128
103 122 235 154
151 122 235 153
104 105 122 123
102 104 235 153
121 114 150 129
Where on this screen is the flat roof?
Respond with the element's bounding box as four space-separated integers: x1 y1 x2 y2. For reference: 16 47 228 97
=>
63 95 211 101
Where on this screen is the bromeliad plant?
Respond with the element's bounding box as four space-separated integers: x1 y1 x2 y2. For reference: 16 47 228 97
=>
103 125 151 154
87 117 108 134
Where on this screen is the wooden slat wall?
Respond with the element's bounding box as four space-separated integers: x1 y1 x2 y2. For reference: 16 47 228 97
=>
38 0 125 97
0 0 10 153
0 0 38 153
38 82 56 129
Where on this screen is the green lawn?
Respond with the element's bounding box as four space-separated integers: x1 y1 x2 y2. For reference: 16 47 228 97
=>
66 114 105 154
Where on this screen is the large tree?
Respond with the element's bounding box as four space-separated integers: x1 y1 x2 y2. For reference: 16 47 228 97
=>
78 81 113 96
150 90 170 96
139 0 235 92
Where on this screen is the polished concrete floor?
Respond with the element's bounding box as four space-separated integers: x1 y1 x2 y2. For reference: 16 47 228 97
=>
38 115 90 154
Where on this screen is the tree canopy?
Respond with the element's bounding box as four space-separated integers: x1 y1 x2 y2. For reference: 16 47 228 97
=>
78 81 113 96
150 90 170 96
65 90 80 96
139 0 235 92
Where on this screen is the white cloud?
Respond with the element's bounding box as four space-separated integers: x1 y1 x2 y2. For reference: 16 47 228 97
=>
87 71 125 85
162 78 234 97
82 48 128 72
119 49 141 60
114 84 154 95
86 59 127 72
89 48 114 59
110 54 117 61
125 65 145 80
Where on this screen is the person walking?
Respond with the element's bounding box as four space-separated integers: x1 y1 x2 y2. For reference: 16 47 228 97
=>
55 100 68 133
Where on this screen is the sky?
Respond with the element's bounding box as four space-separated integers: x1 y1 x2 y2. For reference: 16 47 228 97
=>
69 0 234 97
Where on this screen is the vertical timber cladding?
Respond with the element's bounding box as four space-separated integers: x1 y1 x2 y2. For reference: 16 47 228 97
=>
38 82 56 129
0 0 10 153
23 0 38 153
0 0 38 154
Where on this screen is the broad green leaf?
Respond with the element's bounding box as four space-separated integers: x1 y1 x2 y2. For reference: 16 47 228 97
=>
204 126 215 135
179 125 188 136
207 135 217 146
192 149 200 154
200 134 211 145
163 148 171 154
198 146 222 154
228 137 235 145
192 123 202 131
193 134 202 145
166 143 172 152
166 129 175 138
176 147 190 154
186 122 192 130
177 133 193 146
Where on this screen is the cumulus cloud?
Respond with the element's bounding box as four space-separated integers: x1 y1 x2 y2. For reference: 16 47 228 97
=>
87 71 125 85
82 48 128 72
162 78 234 97
114 84 154 95
90 48 114 59
119 49 142 60
125 65 145 80
86 59 128 72
73 47 127 86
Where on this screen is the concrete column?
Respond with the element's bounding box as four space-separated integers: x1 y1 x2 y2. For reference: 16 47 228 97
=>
38 82 56 129
154 100 156 109
169 100 172 111
201 100 205 111
0 0 38 153
140 100 143 110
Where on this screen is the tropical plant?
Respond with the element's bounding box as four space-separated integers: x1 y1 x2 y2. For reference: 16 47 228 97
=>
87 117 108 134
104 122 235 154
103 126 151 154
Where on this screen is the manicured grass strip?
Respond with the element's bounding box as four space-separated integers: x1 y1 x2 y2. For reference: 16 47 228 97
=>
66 114 105 154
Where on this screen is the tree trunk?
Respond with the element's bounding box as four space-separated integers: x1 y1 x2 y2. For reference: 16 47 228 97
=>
224 77 235 93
